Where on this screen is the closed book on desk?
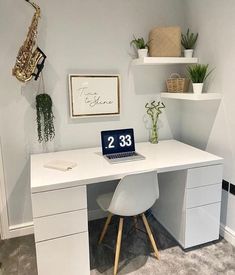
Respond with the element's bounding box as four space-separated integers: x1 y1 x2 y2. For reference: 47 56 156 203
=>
44 160 77 171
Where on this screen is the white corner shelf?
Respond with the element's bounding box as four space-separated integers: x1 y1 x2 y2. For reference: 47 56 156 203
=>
161 92 222 101
132 57 199 66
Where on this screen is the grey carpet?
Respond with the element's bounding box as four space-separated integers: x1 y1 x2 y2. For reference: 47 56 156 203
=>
1 214 235 275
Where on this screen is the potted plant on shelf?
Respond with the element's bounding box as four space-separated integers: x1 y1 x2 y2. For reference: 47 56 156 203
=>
130 36 150 58
181 29 198 58
187 64 213 94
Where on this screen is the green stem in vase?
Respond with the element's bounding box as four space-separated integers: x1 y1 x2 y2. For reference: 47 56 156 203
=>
145 101 165 144
151 123 158 144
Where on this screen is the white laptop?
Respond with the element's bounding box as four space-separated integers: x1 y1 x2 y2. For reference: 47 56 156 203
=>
101 128 145 164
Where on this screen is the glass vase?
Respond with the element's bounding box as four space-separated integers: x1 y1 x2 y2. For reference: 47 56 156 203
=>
150 123 158 144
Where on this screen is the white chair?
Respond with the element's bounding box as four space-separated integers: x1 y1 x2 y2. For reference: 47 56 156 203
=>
96 170 160 275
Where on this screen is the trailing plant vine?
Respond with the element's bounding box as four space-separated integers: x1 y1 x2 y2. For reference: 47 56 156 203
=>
36 93 55 143
35 73 55 143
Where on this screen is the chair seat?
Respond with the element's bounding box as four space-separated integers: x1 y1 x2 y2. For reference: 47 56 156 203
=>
96 192 113 212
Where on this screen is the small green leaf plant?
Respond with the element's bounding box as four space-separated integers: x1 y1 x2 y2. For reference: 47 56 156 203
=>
130 35 149 49
187 64 213 83
145 101 165 144
181 29 198 49
36 93 55 143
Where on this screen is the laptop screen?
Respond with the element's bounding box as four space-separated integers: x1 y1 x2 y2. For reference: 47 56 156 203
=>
101 128 136 155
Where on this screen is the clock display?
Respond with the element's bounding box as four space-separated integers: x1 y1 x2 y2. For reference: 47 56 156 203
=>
101 128 135 155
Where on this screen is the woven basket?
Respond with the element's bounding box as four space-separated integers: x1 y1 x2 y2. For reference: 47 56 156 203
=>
166 73 189 93
149 26 181 57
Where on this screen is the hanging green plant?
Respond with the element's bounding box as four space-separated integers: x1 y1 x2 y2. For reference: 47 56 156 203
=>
36 93 55 143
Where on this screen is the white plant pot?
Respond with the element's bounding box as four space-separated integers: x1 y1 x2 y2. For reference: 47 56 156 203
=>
138 48 148 58
192 83 204 94
184 49 194 58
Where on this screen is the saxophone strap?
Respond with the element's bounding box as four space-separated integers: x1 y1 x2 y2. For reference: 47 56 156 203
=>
32 48 47 81
37 71 46 95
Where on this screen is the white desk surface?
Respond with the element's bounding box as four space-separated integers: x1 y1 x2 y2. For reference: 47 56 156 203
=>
30 140 223 193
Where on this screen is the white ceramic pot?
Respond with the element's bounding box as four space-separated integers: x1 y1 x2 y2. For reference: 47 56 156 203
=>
184 49 194 58
138 48 148 58
192 83 203 94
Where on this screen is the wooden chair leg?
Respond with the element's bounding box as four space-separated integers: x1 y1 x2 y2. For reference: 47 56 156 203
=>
98 213 113 245
141 213 160 260
114 217 124 275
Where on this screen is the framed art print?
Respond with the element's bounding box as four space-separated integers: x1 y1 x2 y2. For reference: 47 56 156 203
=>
69 74 120 118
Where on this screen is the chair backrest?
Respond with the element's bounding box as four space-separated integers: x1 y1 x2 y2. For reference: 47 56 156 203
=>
108 170 159 216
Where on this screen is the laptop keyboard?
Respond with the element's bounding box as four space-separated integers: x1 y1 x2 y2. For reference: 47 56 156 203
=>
107 152 138 159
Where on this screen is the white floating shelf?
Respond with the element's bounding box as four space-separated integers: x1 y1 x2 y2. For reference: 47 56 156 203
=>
132 57 199 66
161 92 222 101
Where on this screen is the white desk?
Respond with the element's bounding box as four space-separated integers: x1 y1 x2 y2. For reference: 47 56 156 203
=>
30 140 223 275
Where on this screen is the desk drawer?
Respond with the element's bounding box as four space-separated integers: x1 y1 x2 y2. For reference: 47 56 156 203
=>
36 232 90 275
187 165 223 188
34 209 88 242
186 183 222 209
185 202 221 248
32 185 87 218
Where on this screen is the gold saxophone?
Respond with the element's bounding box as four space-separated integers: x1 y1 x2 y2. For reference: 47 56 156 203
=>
12 0 46 83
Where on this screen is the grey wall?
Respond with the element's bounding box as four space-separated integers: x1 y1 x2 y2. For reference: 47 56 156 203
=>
0 0 184 226
182 0 235 233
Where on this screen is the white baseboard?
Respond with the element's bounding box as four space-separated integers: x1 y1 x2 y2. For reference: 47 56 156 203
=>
7 217 235 248
8 221 34 239
220 223 235 247
6 209 106 239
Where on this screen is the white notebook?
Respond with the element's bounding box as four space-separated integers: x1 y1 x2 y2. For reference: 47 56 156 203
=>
44 160 77 172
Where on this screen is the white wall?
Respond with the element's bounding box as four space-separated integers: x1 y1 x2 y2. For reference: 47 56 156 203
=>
0 0 185 228
182 0 235 236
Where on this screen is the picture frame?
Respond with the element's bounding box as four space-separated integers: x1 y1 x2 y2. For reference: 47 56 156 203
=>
69 74 120 118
